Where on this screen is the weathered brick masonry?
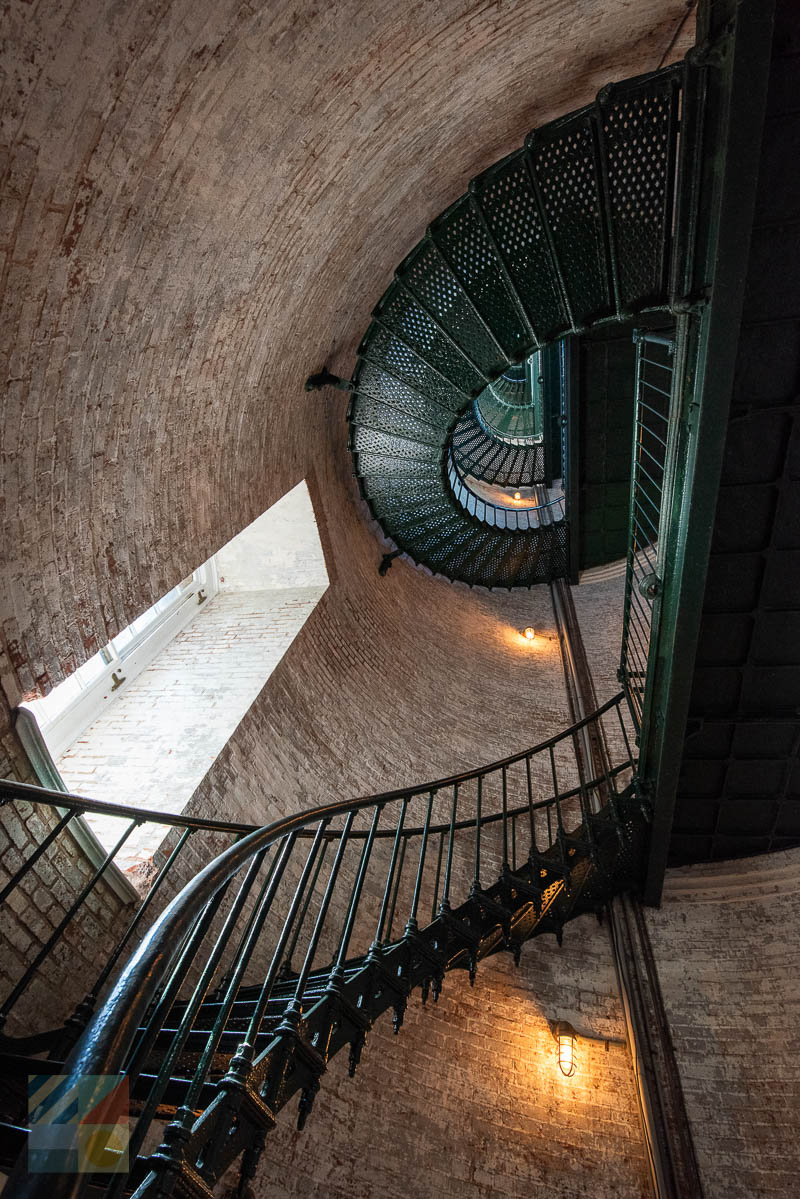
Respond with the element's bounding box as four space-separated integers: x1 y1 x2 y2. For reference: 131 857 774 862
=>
0 1 719 1195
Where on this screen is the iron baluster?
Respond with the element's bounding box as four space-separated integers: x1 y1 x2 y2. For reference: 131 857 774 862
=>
407 791 435 932
549 745 569 872
171 849 271 1114
294 814 355 999
237 828 319 1054
281 837 330 975
119 882 235 1186
525 756 537 854
431 830 445 920
511 811 517 873
472 775 482 891
385 836 407 944
331 806 382 970
375 799 408 945
132 851 268 1189
0 818 139 1025
501 767 509 872
212 844 282 1001
0 808 75 905
60 826 197 1050
615 700 636 769
439 783 459 913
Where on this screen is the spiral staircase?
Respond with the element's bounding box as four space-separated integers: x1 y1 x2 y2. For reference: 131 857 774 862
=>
0 697 645 1198
348 62 685 588
1 0 777 1190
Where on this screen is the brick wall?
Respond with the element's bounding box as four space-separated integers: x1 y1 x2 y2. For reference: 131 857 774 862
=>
0 0 697 1187
645 848 800 1199
57 587 325 872
230 916 652 1199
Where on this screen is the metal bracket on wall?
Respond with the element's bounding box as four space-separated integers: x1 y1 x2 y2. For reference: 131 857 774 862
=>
304 366 354 392
378 550 401 576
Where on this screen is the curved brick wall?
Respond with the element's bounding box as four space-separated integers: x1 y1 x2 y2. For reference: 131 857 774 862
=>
238 918 651 1199
0 0 693 704
1 2 698 1193
645 848 800 1199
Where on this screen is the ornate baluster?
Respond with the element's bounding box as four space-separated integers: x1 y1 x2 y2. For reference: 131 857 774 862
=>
0 808 75 905
56 826 197 1056
439 784 459 915
501 766 510 873
0 818 140 1029
472 775 482 894
385 836 407 945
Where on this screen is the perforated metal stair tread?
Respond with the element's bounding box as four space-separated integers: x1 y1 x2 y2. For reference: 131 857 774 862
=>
349 63 683 587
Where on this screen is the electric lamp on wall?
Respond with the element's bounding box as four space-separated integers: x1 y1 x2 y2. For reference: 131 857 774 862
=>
522 626 535 642
554 1021 577 1077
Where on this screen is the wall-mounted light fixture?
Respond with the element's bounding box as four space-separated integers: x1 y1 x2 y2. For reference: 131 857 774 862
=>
522 626 536 642
553 1021 577 1077
548 1020 626 1076
513 491 522 500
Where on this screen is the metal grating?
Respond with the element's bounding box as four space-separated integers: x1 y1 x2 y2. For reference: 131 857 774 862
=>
351 425 443 463
475 151 568 340
530 113 612 325
432 197 532 359
360 324 469 409
401 241 507 377
602 76 680 309
376 282 486 396
348 66 684 592
352 395 448 445
355 359 462 421
450 405 546 487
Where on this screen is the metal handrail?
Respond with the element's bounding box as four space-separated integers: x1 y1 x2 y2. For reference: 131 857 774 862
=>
6 694 638 1198
619 329 681 729
446 449 565 531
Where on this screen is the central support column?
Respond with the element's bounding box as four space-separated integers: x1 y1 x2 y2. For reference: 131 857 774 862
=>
549 574 703 1199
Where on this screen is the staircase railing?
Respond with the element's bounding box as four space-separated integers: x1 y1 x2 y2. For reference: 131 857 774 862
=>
3 694 644 1198
619 328 683 731
446 449 564 531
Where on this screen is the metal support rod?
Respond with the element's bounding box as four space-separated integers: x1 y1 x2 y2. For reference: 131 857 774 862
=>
440 784 459 908
376 800 408 945
408 791 435 927
0 809 75 905
385 837 407 943
296 813 355 996
283 838 329 971
473 775 482 888
86 827 195 1004
334 806 382 967
0 819 139 1020
501 768 509 870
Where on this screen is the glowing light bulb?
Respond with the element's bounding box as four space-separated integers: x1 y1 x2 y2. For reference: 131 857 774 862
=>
523 626 535 642
513 491 522 500
556 1022 577 1077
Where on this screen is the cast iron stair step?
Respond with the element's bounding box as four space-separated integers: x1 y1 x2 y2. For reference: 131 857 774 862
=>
349 63 683 586
355 359 465 417
352 396 451 445
350 426 446 464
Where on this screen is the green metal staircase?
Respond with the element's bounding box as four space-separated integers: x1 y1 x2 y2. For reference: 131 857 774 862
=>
348 65 685 588
0 697 646 1197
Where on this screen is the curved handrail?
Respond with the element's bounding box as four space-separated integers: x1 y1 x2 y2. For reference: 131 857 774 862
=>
348 60 686 585
10 691 639 1198
446 449 564 531
43 694 627 1075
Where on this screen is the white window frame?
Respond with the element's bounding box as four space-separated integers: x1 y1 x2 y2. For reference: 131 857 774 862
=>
23 561 218 760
